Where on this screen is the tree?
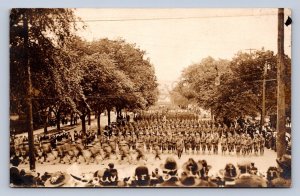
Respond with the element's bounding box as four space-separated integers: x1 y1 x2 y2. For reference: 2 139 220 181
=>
173 50 291 125
86 39 158 122
80 52 136 134
10 9 85 129
10 8 84 169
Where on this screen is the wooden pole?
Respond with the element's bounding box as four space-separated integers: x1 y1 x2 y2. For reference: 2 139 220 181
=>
23 11 35 170
276 8 286 158
261 63 267 130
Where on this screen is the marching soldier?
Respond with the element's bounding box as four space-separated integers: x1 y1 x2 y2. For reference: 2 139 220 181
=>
176 134 184 159
201 133 207 154
195 133 201 154
145 133 151 153
259 134 265 156
227 133 235 155
235 134 241 156
206 133 213 154
212 132 219 154
118 137 132 163
220 134 227 155
152 137 161 160
253 134 260 155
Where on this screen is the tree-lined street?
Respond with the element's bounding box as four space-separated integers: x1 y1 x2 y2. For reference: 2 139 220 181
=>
9 8 291 188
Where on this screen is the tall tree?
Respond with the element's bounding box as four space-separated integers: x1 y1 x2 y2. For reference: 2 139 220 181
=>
10 8 84 169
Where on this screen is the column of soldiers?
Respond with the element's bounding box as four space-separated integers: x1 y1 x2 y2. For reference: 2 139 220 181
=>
11 116 268 166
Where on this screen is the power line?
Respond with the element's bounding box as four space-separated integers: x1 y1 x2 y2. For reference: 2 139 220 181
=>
75 13 277 23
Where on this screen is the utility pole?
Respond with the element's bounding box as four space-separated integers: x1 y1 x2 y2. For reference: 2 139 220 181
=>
23 11 35 170
261 63 268 130
276 8 286 158
245 48 256 54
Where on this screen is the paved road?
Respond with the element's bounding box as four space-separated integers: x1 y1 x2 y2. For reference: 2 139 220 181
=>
19 148 277 180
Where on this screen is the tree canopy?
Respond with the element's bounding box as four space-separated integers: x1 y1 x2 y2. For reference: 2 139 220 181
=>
10 9 159 133
172 50 291 121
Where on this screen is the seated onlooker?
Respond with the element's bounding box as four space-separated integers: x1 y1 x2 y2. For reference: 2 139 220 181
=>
44 171 75 187
150 168 163 186
159 157 179 187
22 171 39 187
198 159 211 180
178 158 217 187
102 163 118 186
269 154 291 187
219 163 237 187
131 166 150 187
10 155 23 186
249 162 258 175
234 161 267 187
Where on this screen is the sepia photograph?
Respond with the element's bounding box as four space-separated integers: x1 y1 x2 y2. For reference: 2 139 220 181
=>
9 8 291 188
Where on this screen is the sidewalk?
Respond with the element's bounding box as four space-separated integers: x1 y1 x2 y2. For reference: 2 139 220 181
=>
15 112 117 137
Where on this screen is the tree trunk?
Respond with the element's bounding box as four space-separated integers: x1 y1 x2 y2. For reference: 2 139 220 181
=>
70 113 74 125
43 115 48 134
56 111 61 130
107 108 111 126
97 112 101 135
88 112 91 125
81 114 86 135
23 12 35 170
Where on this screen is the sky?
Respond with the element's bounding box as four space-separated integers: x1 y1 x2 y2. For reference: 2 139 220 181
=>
75 8 291 83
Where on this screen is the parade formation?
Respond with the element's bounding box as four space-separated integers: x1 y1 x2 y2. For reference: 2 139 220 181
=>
10 111 290 187
11 112 277 166
9 8 292 188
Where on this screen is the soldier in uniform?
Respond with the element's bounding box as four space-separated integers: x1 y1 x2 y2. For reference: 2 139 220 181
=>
235 134 241 156
190 133 196 154
171 134 177 154
161 134 168 154
253 134 260 155
241 134 248 156
145 133 151 153
246 134 253 155
227 133 235 155
102 140 112 160
212 132 219 154
167 134 172 154
195 133 201 154
201 133 207 154
220 134 227 155
109 134 118 155
185 133 192 155
206 133 213 154
118 137 132 163
131 134 137 151
176 134 184 159
259 134 265 156
136 145 147 162
152 137 161 160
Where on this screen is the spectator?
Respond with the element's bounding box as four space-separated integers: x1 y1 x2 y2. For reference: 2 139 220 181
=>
44 172 74 187
10 155 23 186
234 161 267 187
159 157 179 186
269 154 291 187
131 166 150 187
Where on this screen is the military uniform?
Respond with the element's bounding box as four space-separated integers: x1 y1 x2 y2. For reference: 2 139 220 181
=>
227 135 235 154
220 136 227 155
176 137 184 159
235 135 241 155
195 134 201 154
201 134 207 153
206 135 213 153
212 133 219 154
